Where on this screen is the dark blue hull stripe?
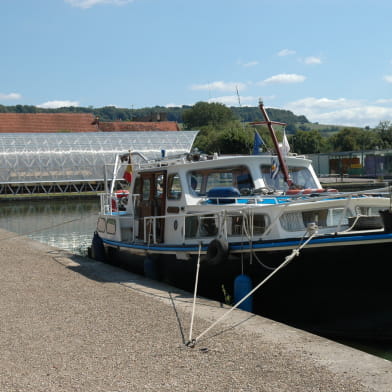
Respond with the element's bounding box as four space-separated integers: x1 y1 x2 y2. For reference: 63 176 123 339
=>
103 239 207 252
102 232 392 253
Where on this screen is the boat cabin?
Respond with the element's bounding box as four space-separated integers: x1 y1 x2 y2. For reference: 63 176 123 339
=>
98 153 346 245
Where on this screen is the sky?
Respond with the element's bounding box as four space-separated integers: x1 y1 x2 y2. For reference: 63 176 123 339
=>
1 0 392 127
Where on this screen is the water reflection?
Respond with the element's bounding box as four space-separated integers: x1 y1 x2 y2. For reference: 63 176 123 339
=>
0 198 99 255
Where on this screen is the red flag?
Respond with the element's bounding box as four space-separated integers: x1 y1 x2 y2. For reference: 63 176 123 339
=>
123 164 132 182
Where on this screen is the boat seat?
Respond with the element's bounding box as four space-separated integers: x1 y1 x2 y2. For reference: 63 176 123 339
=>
207 187 241 204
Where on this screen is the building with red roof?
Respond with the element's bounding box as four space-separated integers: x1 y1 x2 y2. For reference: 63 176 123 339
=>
0 113 98 133
0 113 180 133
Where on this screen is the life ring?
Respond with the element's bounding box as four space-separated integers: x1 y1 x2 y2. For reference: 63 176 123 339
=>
115 190 129 198
206 238 229 266
111 190 129 211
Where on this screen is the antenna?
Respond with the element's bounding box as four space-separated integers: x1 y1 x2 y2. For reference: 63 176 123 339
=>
236 86 242 107
236 86 247 134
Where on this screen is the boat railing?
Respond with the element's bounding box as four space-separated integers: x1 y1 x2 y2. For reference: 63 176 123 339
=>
133 156 189 170
100 193 113 214
100 185 391 215
141 210 225 245
138 206 282 245
139 206 283 245
201 195 289 205
99 192 130 214
99 186 392 244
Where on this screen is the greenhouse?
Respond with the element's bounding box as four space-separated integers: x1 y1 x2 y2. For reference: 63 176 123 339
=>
0 131 198 195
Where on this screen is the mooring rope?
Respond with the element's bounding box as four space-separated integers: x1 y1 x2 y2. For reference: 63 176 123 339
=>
187 242 202 345
186 223 318 348
342 214 361 232
240 210 275 271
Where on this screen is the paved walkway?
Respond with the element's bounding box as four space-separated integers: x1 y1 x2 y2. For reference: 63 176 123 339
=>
0 228 391 391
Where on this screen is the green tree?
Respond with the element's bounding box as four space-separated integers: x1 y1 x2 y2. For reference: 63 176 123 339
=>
193 121 254 155
183 102 235 129
215 124 254 154
291 130 325 154
193 125 219 153
375 121 392 148
329 127 381 152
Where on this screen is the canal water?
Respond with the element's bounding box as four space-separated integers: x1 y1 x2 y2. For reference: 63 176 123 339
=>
0 197 391 361
0 198 98 256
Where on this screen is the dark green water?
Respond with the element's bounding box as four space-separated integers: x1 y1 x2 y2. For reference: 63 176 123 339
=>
0 198 99 255
0 198 390 362
339 340 392 362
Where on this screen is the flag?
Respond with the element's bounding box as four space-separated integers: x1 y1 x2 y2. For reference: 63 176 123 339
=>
271 157 280 179
123 164 132 183
281 130 290 156
253 131 265 155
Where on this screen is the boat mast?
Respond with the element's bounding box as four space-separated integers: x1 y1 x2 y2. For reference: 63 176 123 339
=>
255 100 293 187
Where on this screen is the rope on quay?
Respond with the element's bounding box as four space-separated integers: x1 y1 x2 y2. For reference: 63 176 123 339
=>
185 223 319 348
187 242 203 346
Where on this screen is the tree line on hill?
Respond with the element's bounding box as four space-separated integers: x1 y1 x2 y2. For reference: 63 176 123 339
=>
0 103 307 125
1 102 391 154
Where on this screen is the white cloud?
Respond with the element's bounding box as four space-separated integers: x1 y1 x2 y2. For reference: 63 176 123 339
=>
165 103 190 108
190 81 247 92
65 0 133 9
277 49 296 57
304 56 322 65
286 97 392 127
0 92 22 100
376 99 392 104
384 75 392 83
261 73 306 85
243 61 258 67
238 60 259 67
315 106 392 127
287 97 359 111
37 100 80 109
207 95 257 106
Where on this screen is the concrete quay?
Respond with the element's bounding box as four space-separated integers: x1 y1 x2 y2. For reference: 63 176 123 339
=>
0 228 391 392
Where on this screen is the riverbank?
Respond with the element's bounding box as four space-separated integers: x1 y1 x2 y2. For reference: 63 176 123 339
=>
319 178 389 192
0 192 100 201
0 228 391 391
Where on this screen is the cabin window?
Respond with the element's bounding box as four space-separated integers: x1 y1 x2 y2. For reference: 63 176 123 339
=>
142 178 151 200
155 174 165 198
355 206 382 216
230 214 268 236
97 217 106 233
260 165 318 191
326 208 350 226
185 214 218 238
133 176 141 194
188 166 253 196
106 218 116 234
280 207 350 231
168 173 182 200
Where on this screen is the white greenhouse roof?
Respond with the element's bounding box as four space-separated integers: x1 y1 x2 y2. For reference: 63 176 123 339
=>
0 131 198 184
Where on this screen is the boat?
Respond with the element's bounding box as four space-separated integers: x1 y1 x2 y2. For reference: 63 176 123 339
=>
91 101 392 340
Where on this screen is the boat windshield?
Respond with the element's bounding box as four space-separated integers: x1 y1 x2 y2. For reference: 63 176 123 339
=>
188 165 253 196
261 165 318 191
